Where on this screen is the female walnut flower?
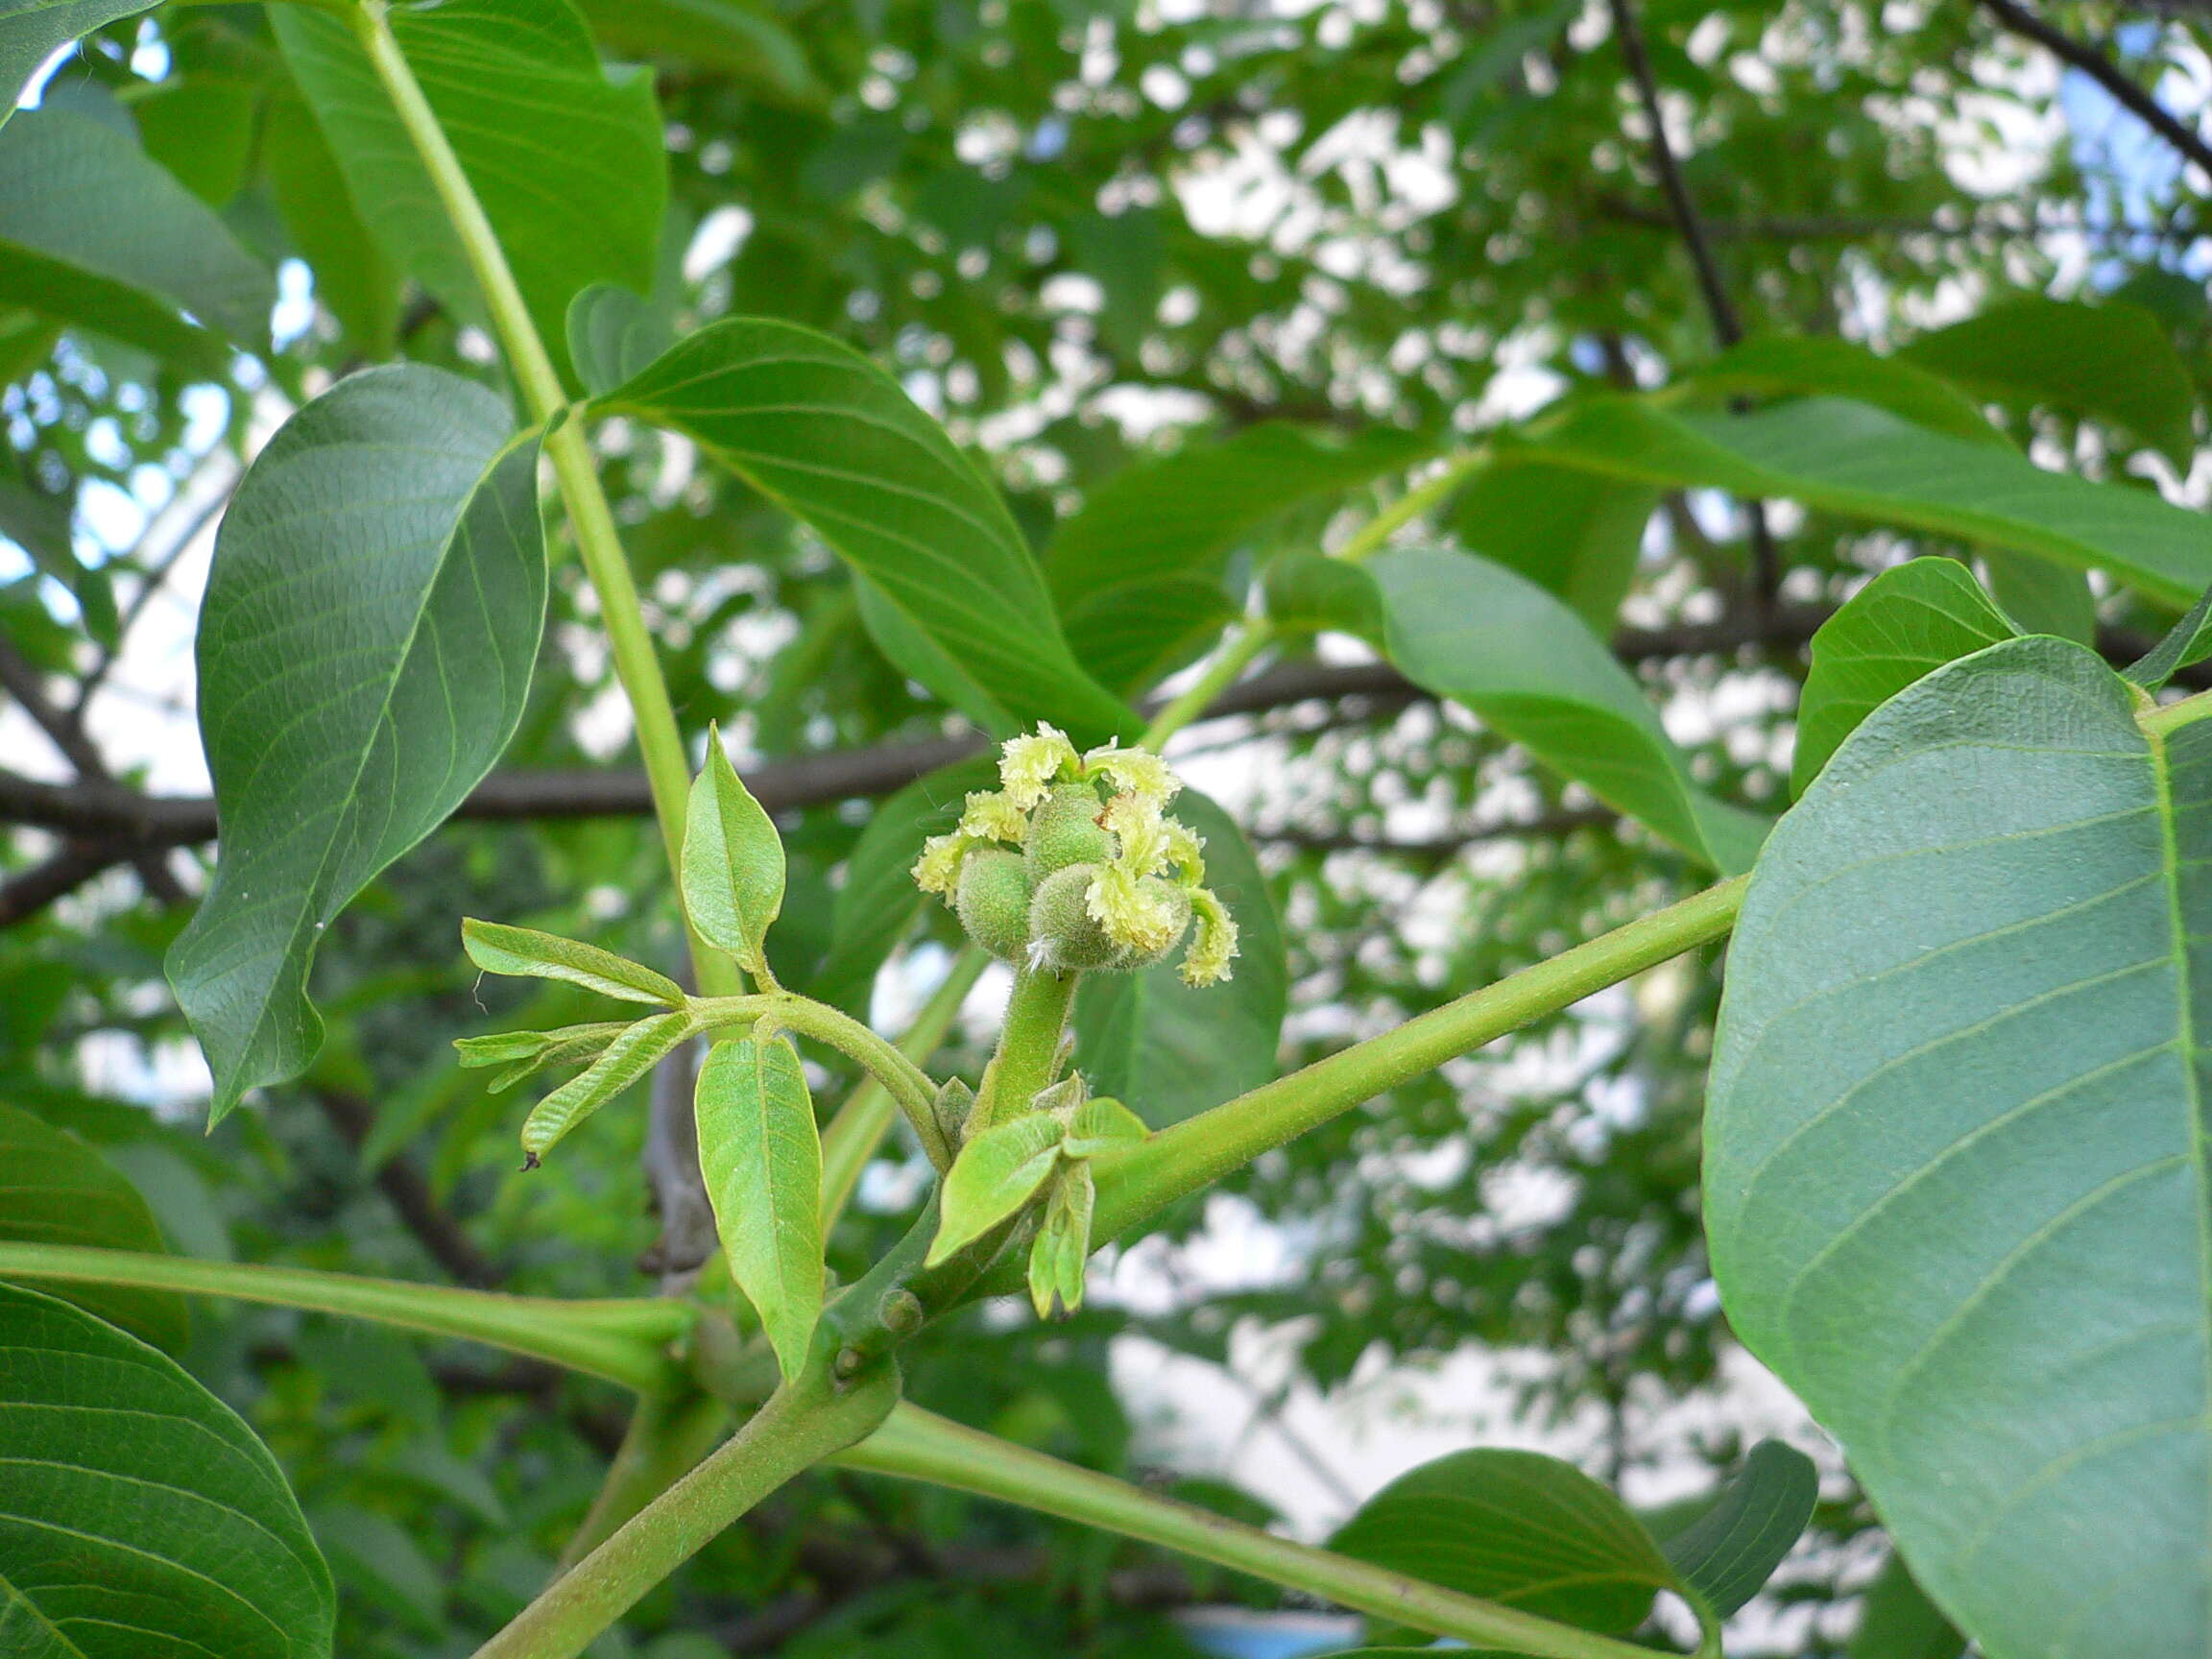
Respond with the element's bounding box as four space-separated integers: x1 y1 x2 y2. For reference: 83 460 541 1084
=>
912 726 1238 986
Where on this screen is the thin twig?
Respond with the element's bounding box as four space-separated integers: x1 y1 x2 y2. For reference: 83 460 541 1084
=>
0 635 183 903
1605 0 1741 347
73 469 235 717
1605 0 1786 605
1980 0 2212 180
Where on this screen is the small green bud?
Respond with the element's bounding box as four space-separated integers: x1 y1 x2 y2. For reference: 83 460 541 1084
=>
1026 781 1113 880
932 1076 976 1147
955 848 1033 962
1030 1073 1086 1118
878 1287 926 1335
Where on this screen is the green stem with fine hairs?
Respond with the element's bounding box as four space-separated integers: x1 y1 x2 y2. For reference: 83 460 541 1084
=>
820 945 991 1225
0 1243 688 1392
968 875 1745 1301
350 0 736 999
840 1403 1664 1659
972 961 1079 1131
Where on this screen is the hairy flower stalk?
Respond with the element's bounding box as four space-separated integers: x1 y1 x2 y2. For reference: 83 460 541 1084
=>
912 725 1238 988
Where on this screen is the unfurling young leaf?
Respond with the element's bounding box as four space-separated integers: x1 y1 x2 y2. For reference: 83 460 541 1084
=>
520 1011 691 1162
462 918 686 1007
1061 1094 1148 1156
926 1112 1067 1266
682 724 786 981
1027 1159 1095 1318
695 1035 825 1380
454 1022 632 1094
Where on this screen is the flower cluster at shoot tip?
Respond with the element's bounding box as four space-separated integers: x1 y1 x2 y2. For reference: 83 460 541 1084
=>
912 725 1238 985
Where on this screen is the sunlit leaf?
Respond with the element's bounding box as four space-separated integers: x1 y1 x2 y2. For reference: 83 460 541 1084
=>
928 1112 1066 1265
1372 545 1767 871
602 318 1132 738
272 0 665 387
683 727 786 980
695 1035 823 1379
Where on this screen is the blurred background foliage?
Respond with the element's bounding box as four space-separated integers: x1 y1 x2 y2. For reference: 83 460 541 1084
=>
2 0 2206 1652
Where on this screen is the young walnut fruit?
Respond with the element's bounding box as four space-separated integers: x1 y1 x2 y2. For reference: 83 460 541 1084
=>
911 725 1238 986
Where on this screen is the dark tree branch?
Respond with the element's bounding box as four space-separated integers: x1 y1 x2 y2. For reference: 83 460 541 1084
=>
1602 0 1787 608
31 597 2194 928
1605 0 1742 348
0 635 185 904
1980 0 2212 181
73 478 233 717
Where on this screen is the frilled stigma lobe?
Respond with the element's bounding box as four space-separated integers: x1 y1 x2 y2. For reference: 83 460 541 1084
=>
911 726 1240 985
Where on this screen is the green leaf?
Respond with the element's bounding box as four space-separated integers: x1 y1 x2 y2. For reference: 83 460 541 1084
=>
1707 635 2212 1659
1049 578 1239 699
462 920 686 1008
1446 462 1658 631
1982 548 2094 645
1074 791 1288 1127
0 1 157 131
570 0 823 108
1791 557 2019 796
565 282 674 400
2127 581 2212 690
928 1112 1067 1266
263 93 399 357
166 368 547 1124
694 1035 823 1380
683 726 786 979
271 0 665 387
520 1009 690 1160
814 755 999 1014
1062 1094 1148 1157
1045 422 1433 693
1687 334 2004 445
0 1281 335 1658
1327 1448 1681 1636
601 318 1132 739
1372 545 1767 871
0 103 273 368
134 77 257 207
1848 1551 1967 1659
1657 1440 1818 1618
854 568 1018 733
1263 549 1385 644
1900 295 2198 469
1027 1159 1094 1318
453 1021 630 1093
0 1100 185 1351
1524 395 2212 607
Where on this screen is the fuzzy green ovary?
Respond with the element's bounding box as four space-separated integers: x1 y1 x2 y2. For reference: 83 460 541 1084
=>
1025 782 1113 879
955 850 1033 962
1027 864 1190 973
